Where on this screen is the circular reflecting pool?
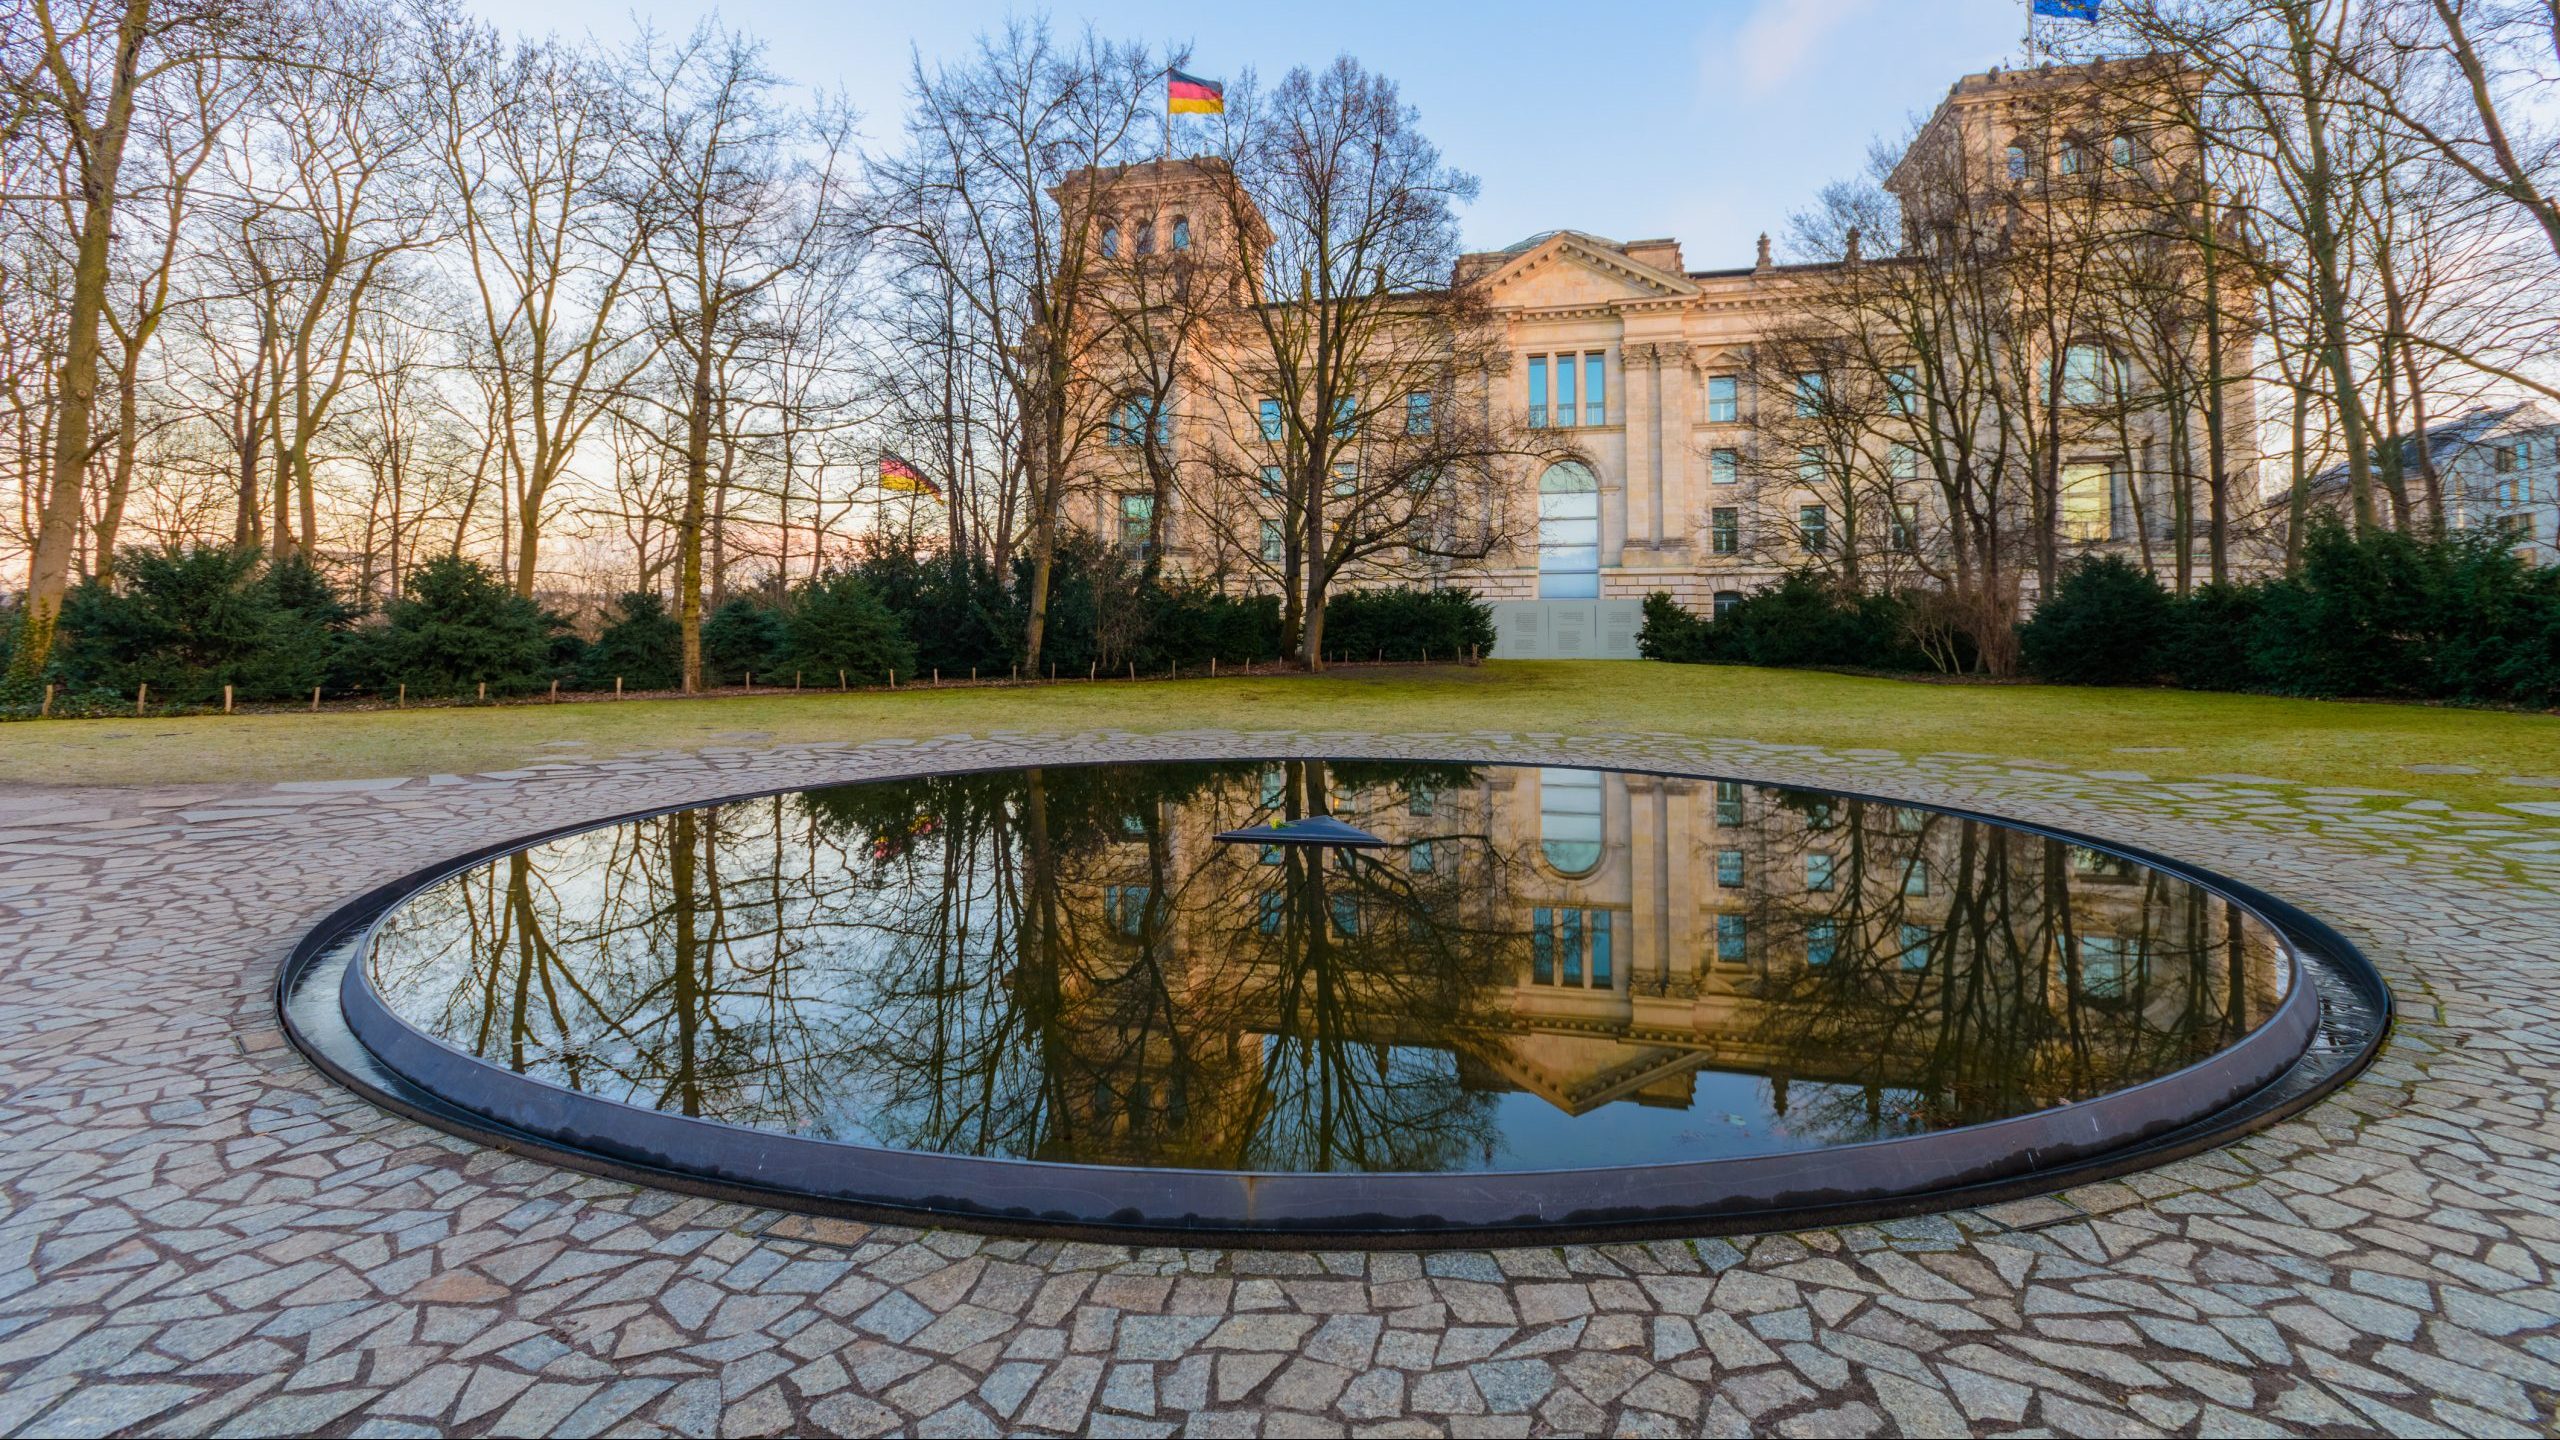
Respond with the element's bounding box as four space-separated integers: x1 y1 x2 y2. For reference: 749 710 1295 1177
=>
356 760 2307 1201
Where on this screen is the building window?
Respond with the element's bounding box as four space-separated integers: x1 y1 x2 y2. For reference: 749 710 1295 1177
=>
1105 884 1150 936
1108 396 1167 447
1806 853 1834 892
1258 398 1283 441
2059 143 2084 177
1101 225 1121 257
1260 520 1284 564
1539 767 1605 874
1537 462 1601 599
1137 222 1156 255
1527 356 1548 428
2005 145 2029 180
1332 461 1357 497
1902 860 1927 896
1716 848 1744 888
1407 783 1436 817
1406 391 1433 435
1715 780 1743 826
1711 448 1739 486
1409 840 1434 874
1170 216 1191 250
1887 366 1917 416
1711 507 1739 555
1713 589 1742 619
2061 462 2113 541
1556 353 1578 426
1259 465 1285 498
1798 504 1828 554
1889 444 1920 482
1118 493 1153 550
1716 913 1748 966
1890 502 1918 553
1331 396 1356 439
1584 352 1606 426
1794 372 1826 416
1261 765 1286 806
1899 924 1932 971
2111 134 2137 168
2063 344 2117 406
1807 919 1838 967
1531 906 1614 988
2078 935 2137 999
1797 447 1825 485
1707 374 1738 423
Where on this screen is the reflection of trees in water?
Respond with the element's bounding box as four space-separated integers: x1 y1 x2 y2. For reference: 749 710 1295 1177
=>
369 797 887 1134
370 760 1529 1171
1736 797 2271 1142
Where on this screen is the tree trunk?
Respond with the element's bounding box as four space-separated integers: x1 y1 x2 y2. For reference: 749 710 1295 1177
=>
678 331 715 691
12 0 150 679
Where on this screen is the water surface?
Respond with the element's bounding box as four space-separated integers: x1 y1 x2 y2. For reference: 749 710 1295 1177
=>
367 761 2291 1174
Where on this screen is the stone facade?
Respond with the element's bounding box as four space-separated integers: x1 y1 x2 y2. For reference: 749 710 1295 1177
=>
1068 60 2269 617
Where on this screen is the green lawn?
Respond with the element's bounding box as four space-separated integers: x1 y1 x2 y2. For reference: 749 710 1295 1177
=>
5 662 2555 808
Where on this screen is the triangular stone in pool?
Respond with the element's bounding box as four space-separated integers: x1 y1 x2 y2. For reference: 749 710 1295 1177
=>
1213 815 1388 848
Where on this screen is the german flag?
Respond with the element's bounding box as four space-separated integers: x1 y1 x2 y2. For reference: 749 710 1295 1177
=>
1168 69 1224 116
880 454 941 500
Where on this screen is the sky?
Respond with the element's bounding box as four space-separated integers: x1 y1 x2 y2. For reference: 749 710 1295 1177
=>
456 0 2036 267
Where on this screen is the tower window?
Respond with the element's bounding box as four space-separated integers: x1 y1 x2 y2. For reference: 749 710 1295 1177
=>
1171 216 1191 249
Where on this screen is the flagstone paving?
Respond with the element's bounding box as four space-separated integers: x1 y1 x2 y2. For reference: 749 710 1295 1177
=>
3 726 2558 1438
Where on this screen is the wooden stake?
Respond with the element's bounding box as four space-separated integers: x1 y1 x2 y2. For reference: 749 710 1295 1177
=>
40 684 53 718
477 681 487 701
223 684 234 714
889 669 897 687
971 666 977 682
549 679 559 703
311 686 321 712
613 677 621 697
136 682 147 716
794 671 802 691
1211 657 1218 677
838 669 847 691
399 682 407 707
1089 660 1096 680
745 672 752 692
931 668 938 686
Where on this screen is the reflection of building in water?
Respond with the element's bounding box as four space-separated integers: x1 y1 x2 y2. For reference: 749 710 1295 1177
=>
1058 763 2289 1162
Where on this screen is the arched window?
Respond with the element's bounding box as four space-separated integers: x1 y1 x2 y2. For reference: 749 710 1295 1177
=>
1170 216 1191 250
2005 145 2029 181
1100 226 1120 258
2111 133 2137 168
1536 461 1600 599
1539 768 1605 875
2058 143 2084 177
1136 222 1156 256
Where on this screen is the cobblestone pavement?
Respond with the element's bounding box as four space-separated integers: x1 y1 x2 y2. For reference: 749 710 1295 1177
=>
3 726 2558 1438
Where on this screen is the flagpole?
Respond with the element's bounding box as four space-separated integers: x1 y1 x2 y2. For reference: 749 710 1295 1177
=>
1162 67 1173 162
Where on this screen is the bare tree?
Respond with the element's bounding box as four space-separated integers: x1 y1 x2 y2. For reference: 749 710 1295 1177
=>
1189 58 1551 666
867 21 1161 672
624 20 853 690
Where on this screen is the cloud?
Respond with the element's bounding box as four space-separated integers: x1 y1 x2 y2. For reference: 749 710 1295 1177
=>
1726 0 1881 100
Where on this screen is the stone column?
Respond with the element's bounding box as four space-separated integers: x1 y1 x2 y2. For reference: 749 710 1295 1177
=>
1658 341 1693 557
1622 342 1657 552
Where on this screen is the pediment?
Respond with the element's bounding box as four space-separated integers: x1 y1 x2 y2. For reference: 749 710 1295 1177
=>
1481 234 1700 310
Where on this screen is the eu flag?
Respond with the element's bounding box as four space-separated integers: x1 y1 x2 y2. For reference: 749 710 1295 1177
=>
2033 0 2101 18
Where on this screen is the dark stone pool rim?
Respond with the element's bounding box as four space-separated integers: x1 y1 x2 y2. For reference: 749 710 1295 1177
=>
278 754 2392 1246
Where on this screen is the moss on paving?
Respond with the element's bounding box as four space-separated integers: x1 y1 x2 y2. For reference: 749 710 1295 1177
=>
4 661 2556 810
